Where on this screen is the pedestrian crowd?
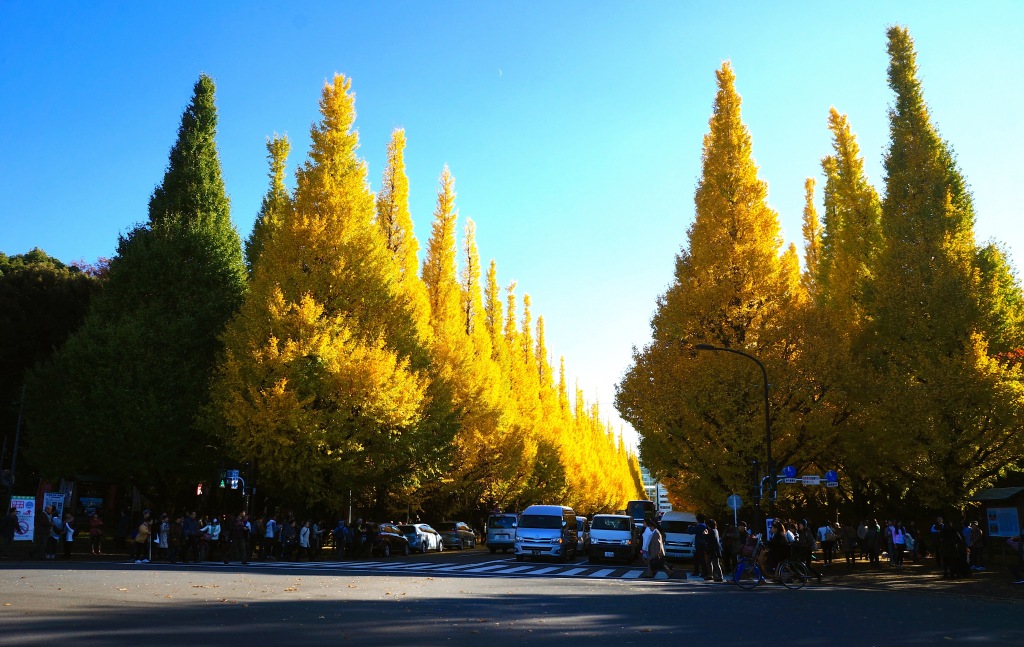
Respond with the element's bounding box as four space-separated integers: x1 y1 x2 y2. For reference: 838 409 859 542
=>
19 505 399 565
632 510 1024 586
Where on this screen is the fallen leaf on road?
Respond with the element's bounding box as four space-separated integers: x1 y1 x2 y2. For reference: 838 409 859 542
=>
117 588 128 592
284 587 297 592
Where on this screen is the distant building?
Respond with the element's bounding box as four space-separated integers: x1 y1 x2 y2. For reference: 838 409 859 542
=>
640 467 672 513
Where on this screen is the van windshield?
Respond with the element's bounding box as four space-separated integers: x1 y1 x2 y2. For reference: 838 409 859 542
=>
591 517 630 531
518 514 563 530
661 521 694 534
488 516 517 529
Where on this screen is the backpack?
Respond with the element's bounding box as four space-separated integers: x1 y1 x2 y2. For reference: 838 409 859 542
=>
824 527 837 542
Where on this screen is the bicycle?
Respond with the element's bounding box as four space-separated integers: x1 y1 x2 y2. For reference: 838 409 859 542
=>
732 537 808 590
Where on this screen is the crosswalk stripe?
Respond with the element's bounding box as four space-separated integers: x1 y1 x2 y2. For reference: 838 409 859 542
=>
493 566 534 574
528 566 561 575
462 564 508 573
558 567 588 576
175 559 675 582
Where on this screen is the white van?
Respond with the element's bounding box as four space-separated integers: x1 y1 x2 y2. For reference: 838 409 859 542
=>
514 505 579 562
660 511 698 560
486 513 518 553
587 514 638 564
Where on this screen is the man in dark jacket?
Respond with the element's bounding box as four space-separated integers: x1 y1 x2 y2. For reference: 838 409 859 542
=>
224 512 249 565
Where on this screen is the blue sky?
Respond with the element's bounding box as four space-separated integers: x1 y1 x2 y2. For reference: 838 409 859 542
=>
2 2 1022 449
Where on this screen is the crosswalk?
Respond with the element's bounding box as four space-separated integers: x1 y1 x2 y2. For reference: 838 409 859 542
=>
187 558 671 581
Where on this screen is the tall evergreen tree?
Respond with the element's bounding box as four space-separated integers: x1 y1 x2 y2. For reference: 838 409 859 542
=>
25 75 247 499
209 75 447 512
377 129 431 342
859 27 1024 508
616 62 802 510
245 135 291 273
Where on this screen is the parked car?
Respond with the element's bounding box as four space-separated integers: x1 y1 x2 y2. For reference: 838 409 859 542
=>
487 513 518 553
587 514 637 564
399 523 444 553
435 521 477 549
372 522 411 557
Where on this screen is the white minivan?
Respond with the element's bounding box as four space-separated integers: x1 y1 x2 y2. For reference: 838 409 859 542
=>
660 511 698 560
514 505 579 562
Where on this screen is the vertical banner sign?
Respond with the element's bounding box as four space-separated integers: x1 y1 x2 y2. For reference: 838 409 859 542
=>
10 495 35 541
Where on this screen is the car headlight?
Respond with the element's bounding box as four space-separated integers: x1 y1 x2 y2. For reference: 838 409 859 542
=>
620 539 632 546
552 538 563 544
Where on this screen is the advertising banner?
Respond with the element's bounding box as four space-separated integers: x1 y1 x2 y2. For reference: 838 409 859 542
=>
10 495 35 541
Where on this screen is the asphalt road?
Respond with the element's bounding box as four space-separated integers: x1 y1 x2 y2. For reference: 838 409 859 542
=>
1 549 1021 646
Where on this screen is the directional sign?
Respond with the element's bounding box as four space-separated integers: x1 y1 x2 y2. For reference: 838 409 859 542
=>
801 475 821 486
784 478 798 484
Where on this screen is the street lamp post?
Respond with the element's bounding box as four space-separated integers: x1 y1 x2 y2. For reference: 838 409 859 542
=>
694 343 773 520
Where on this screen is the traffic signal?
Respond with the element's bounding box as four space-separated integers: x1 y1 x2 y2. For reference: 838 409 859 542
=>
767 462 779 501
218 469 227 488
196 483 203 496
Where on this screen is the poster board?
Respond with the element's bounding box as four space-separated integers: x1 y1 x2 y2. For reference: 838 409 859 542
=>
10 495 35 541
986 507 1021 538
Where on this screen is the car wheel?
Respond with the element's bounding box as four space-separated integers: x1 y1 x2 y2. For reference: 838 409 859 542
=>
403 543 410 557
489 546 497 554
515 554 525 562
437 541 443 553
382 544 390 558
588 555 599 564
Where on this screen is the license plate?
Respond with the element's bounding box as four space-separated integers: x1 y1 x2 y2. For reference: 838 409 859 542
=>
604 551 614 558
497 534 508 539
531 550 541 555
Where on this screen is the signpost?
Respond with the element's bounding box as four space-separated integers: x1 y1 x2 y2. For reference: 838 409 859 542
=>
726 493 743 527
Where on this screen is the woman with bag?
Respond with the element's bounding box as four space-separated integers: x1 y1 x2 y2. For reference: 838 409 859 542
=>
132 514 151 563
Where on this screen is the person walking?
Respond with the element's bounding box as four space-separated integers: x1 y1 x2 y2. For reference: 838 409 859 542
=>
62 513 75 558
641 518 673 578
131 511 152 563
263 515 278 560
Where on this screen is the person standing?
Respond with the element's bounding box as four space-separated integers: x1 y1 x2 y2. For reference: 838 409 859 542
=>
892 522 907 570
0 507 17 559
132 512 152 563
46 508 63 559
691 514 710 580
930 516 945 568
30 505 51 559
969 521 985 571
298 520 311 561
62 513 75 558
263 515 278 560
707 519 724 582
168 514 183 564
88 512 104 555
181 511 199 563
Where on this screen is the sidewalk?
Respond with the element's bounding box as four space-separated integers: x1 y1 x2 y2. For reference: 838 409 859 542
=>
799 558 1023 600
